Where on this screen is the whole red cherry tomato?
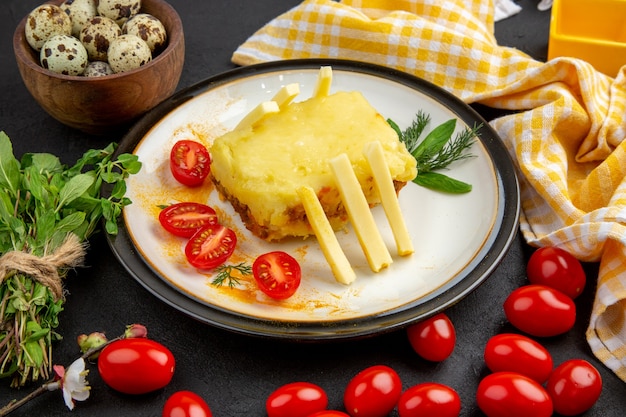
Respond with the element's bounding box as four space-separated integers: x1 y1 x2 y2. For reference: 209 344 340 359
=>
397 382 461 417
527 247 586 299
406 313 455 362
159 202 219 238
306 411 350 417
185 224 237 270
546 359 602 416
484 333 553 383
162 390 212 417
503 285 576 337
343 365 402 417
266 382 328 417
98 338 175 395
253 251 302 300
476 372 553 417
170 139 211 187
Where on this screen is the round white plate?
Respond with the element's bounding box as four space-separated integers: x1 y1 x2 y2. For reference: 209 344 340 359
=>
108 59 519 340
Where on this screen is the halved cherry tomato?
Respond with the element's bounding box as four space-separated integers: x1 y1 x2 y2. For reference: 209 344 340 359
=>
170 139 211 187
397 382 461 417
253 251 302 300
343 365 402 417
159 202 219 238
476 372 553 417
546 359 602 416
306 411 350 417
527 247 586 299
162 390 212 417
406 313 455 362
484 333 553 383
503 284 576 337
98 338 175 395
266 382 328 417
185 224 237 270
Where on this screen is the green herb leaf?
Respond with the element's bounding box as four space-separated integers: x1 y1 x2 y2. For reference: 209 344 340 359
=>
0 132 21 196
212 262 252 288
413 171 473 193
57 173 95 210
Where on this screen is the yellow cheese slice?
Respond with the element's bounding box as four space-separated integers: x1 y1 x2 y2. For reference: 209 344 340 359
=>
364 141 414 256
234 101 280 130
297 186 356 285
313 66 333 98
271 83 300 109
329 153 393 273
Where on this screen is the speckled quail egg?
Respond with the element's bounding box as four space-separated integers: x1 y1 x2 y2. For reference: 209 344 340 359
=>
25 4 72 51
107 34 152 73
122 13 167 53
79 16 121 61
96 0 141 27
60 0 98 37
40 34 89 76
83 60 114 77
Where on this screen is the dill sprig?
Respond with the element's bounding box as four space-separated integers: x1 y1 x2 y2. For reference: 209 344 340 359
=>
211 262 252 288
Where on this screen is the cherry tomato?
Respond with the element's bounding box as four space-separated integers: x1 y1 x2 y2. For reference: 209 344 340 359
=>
527 247 586 299
397 382 461 417
476 372 553 417
159 202 219 238
343 365 402 417
162 390 212 417
406 313 455 362
266 382 328 417
503 284 576 337
98 338 175 395
484 333 553 383
253 251 302 300
306 411 350 417
185 224 237 269
170 139 211 187
546 359 602 416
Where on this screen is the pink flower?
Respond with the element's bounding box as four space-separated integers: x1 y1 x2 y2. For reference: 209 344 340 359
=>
51 358 90 410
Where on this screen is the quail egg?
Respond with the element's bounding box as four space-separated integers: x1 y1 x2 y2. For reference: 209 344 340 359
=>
107 34 152 73
83 60 114 77
122 13 167 53
60 0 98 37
40 34 89 76
79 16 121 61
25 4 72 51
96 0 141 26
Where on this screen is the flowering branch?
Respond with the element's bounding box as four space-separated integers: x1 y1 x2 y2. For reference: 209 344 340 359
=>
0 324 147 416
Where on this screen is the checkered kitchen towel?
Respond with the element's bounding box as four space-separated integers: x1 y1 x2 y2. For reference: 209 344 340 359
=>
232 0 626 381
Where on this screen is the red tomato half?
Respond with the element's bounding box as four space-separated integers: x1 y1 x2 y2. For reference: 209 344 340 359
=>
306 411 350 417
98 338 175 395
397 383 461 417
185 224 237 270
266 382 328 417
503 285 576 337
546 359 602 416
253 251 302 300
407 313 456 362
476 372 553 417
162 390 212 417
170 139 211 187
159 202 218 238
527 247 586 299
343 365 402 417
484 333 553 383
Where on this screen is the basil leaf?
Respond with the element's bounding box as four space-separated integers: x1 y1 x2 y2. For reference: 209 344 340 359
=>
57 173 95 209
412 118 456 160
413 171 472 194
0 131 21 195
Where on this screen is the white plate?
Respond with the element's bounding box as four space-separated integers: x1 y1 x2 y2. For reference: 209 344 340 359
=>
108 59 519 340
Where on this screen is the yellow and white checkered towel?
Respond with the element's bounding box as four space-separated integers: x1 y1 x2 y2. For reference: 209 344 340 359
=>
232 0 626 381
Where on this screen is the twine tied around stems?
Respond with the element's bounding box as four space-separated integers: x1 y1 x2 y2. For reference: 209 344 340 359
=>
0 234 86 301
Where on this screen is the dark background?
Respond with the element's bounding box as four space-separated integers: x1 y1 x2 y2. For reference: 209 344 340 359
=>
1 0 624 416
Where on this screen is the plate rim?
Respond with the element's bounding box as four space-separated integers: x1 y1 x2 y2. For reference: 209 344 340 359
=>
106 58 520 341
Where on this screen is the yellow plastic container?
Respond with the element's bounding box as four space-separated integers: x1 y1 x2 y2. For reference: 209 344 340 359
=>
548 0 626 77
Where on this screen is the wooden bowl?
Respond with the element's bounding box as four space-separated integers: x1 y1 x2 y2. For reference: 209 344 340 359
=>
13 0 185 135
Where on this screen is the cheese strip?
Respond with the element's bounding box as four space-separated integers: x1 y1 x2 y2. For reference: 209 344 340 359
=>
329 154 393 272
235 101 280 130
364 141 414 256
271 83 300 109
297 186 357 285
313 66 333 98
